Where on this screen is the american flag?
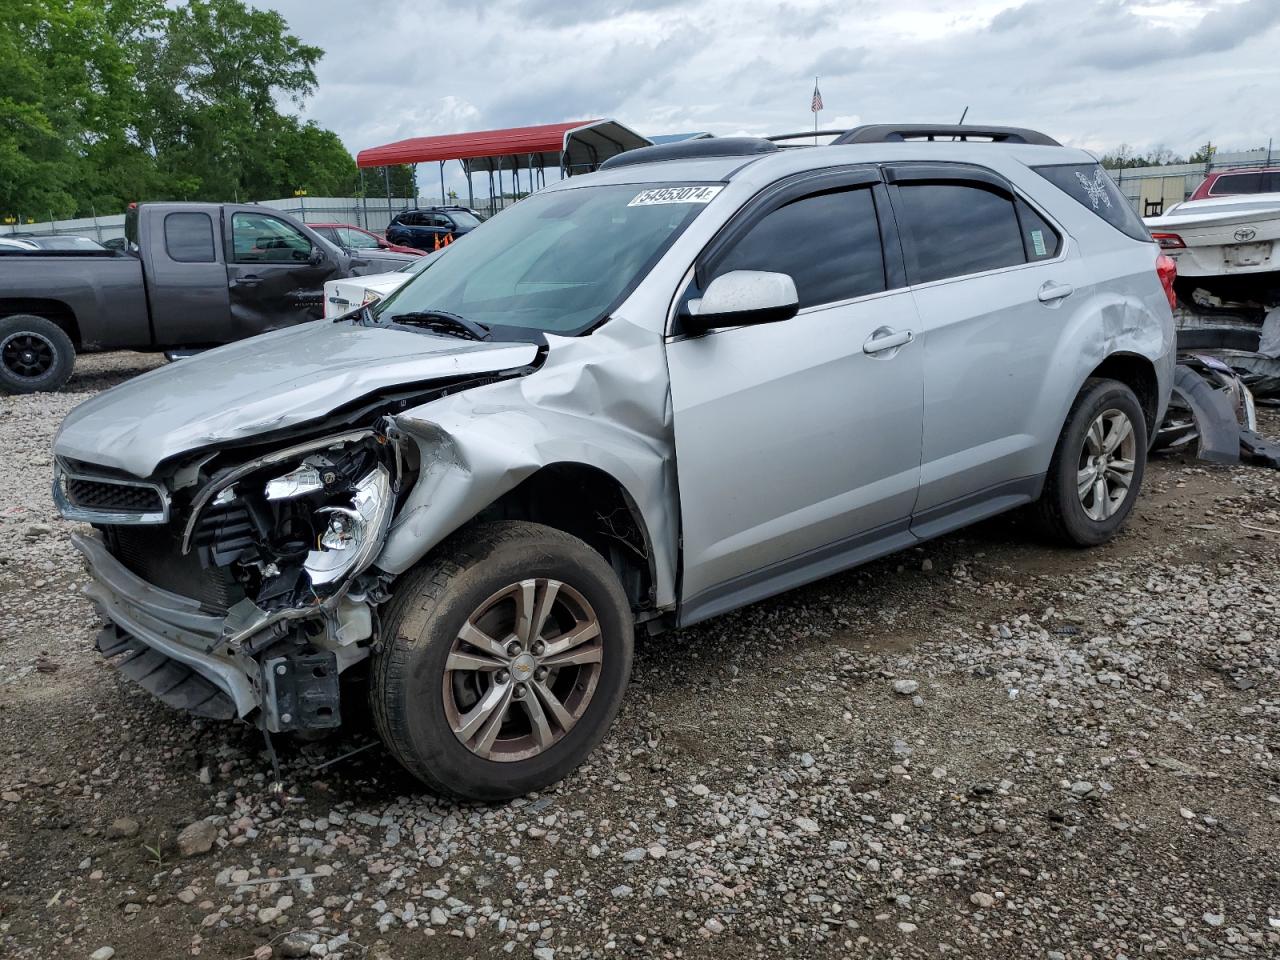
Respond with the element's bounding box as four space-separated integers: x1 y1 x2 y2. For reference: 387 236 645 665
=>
811 81 823 113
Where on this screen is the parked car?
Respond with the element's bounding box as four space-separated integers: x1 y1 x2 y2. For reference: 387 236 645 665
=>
310 222 423 257
323 251 441 318
386 205 481 250
0 203 382 393
1189 166 1280 201
1146 193 1280 279
54 124 1174 801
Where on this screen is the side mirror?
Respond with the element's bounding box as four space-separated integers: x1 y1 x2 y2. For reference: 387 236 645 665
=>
308 245 325 266
682 270 799 335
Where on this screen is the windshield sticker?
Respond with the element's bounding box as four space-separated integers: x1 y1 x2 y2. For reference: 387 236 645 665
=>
1031 229 1047 257
628 186 723 206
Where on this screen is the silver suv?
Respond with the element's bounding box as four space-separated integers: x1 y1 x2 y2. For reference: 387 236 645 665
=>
54 124 1175 800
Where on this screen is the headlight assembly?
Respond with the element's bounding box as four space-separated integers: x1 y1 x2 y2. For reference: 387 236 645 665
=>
303 464 394 589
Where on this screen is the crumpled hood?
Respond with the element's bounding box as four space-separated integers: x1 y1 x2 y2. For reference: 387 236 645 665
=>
54 320 539 477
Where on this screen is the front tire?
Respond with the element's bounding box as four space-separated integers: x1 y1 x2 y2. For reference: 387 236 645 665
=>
0 314 75 394
371 521 634 801
1034 378 1147 546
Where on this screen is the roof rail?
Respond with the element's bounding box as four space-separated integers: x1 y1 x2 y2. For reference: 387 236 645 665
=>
833 124 1060 147
599 136 777 171
765 130 850 144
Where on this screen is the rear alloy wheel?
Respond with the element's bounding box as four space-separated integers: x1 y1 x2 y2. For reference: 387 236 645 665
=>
0 314 75 394
371 521 633 801
1034 378 1147 546
1075 408 1138 521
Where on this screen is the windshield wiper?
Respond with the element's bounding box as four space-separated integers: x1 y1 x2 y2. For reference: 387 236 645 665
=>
385 310 491 341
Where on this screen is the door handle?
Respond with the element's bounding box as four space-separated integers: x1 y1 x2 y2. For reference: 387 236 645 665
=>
862 327 914 355
231 276 262 287
1037 281 1074 303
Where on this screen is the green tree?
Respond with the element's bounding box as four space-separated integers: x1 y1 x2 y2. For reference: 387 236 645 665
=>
0 0 359 218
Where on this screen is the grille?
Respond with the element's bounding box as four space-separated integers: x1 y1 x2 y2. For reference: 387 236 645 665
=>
108 525 242 614
67 477 164 515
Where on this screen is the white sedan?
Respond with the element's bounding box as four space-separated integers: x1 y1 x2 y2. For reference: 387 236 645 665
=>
323 250 441 318
1145 193 1280 278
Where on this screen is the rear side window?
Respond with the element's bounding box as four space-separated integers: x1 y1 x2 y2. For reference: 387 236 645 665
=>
893 183 1026 284
1032 163 1150 242
164 212 215 263
1208 171 1280 196
1017 199 1062 261
710 187 886 309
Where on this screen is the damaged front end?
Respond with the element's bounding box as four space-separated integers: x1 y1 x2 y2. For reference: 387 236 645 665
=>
56 423 409 732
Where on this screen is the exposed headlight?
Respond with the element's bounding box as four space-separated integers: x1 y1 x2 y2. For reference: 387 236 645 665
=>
264 464 325 500
303 464 393 589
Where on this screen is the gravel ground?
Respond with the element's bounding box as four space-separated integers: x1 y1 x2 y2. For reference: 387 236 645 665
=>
2 352 1279 960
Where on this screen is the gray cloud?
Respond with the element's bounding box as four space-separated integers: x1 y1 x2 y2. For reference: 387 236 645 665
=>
259 0 1280 191
809 46 867 78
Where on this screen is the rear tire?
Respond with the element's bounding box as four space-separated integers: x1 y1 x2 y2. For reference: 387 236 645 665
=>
1034 378 1147 546
371 521 633 801
0 314 75 394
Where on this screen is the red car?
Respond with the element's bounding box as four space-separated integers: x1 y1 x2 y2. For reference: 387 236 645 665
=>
1188 166 1280 201
310 223 424 256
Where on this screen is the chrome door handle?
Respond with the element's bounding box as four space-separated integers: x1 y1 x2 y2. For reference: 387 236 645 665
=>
863 327 914 355
1038 281 1074 302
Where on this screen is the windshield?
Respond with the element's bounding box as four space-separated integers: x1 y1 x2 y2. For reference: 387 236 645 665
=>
449 211 481 229
373 182 719 334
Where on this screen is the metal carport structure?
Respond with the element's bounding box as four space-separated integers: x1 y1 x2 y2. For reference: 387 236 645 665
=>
355 119 651 214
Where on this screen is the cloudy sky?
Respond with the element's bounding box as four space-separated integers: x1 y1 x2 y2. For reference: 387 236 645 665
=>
262 0 1279 185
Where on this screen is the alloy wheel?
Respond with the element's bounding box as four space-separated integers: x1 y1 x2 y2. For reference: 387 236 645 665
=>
1 331 55 381
443 578 603 762
1077 408 1137 521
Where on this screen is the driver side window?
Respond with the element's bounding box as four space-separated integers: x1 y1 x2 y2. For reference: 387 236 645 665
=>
709 187 887 310
232 213 312 263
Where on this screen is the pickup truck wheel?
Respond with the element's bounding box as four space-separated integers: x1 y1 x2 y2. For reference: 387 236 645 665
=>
1034 378 1147 546
371 521 634 801
0 315 75 394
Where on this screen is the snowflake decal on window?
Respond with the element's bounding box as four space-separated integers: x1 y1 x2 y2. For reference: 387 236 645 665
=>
1074 168 1113 210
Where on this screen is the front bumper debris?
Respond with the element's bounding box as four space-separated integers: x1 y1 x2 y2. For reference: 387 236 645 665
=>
75 531 346 731
74 530 264 719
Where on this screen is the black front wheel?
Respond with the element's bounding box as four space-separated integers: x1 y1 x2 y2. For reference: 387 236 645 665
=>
0 314 75 394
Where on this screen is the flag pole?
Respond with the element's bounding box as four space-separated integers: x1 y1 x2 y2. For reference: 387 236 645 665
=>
814 76 819 145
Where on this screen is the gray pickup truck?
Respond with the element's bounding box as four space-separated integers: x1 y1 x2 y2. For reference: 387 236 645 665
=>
0 202 415 393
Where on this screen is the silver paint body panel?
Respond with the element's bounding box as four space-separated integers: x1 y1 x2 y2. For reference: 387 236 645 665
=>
56 139 1175 635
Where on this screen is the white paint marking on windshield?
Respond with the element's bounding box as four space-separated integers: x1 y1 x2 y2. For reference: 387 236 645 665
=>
627 186 724 207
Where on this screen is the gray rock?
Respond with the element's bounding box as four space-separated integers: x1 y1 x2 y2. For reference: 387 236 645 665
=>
106 818 139 839
176 819 218 857
279 931 321 958
90 948 115 960
892 679 919 696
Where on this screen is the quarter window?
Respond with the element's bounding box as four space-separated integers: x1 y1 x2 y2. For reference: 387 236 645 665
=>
164 212 215 263
710 188 886 309
894 183 1027 284
231 213 312 263
1016 199 1062 261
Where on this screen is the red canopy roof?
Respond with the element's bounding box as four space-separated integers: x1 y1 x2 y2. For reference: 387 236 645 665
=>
356 119 650 171
357 120 592 167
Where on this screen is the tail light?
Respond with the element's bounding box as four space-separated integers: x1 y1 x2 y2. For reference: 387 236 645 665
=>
1156 253 1178 311
1151 232 1185 250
